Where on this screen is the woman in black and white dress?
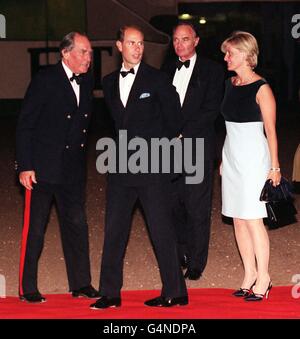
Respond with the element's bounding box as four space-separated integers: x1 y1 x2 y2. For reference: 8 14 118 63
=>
220 31 281 301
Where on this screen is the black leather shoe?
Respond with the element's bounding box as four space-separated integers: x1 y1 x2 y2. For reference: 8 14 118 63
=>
144 296 188 307
72 285 100 299
20 292 46 303
90 296 121 309
184 268 202 280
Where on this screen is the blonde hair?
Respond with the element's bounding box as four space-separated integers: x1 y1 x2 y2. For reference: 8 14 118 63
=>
221 31 259 68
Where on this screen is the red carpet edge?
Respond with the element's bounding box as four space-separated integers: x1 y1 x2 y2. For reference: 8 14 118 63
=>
0 287 299 319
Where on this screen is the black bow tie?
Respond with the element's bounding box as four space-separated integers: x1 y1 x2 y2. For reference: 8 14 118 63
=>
70 73 83 85
120 68 135 78
176 59 190 70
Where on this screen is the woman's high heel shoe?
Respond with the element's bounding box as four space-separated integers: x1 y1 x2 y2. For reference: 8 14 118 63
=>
244 281 272 301
232 281 256 297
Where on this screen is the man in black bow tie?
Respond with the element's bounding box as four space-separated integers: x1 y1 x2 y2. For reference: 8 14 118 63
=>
90 25 187 310
176 59 190 70
16 32 99 303
162 23 224 281
120 68 135 77
70 73 83 85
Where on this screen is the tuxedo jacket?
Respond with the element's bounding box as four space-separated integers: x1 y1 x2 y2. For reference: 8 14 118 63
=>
102 61 182 186
162 55 224 161
16 62 93 184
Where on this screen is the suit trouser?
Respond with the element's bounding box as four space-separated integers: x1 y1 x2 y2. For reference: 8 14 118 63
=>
172 161 214 273
20 181 91 295
99 180 187 298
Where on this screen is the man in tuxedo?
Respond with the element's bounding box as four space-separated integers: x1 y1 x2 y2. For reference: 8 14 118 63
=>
162 23 224 280
16 32 99 303
90 25 188 309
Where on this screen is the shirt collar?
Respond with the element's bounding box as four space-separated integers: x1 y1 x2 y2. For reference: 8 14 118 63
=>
120 62 141 75
62 61 78 80
178 53 197 69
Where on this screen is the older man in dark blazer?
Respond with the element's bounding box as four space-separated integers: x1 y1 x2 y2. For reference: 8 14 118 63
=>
162 23 224 280
90 25 188 309
16 32 99 303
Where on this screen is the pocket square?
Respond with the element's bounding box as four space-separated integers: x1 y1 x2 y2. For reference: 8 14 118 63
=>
139 92 150 99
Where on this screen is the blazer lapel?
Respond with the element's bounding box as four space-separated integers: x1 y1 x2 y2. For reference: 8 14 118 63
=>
78 74 90 111
120 63 146 126
182 56 204 109
108 71 124 125
112 72 125 111
78 81 85 110
168 61 177 81
125 62 145 109
57 63 78 109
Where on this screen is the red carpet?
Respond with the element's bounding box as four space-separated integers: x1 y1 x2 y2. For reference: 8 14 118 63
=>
0 287 299 319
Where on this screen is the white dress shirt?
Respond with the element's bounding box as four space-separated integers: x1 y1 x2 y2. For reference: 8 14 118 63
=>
119 63 140 107
62 61 80 106
172 53 197 106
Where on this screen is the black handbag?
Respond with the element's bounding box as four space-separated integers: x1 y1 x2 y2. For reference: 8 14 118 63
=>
260 177 297 229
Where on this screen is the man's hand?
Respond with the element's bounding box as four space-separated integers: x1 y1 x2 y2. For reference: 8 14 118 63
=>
19 171 37 190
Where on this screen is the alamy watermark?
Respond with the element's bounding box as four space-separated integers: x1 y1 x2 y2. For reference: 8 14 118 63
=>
96 131 204 184
0 14 6 38
0 274 6 298
291 14 300 39
291 274 300 299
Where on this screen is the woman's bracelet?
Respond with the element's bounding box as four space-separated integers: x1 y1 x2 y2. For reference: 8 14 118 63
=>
270 167 281 172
